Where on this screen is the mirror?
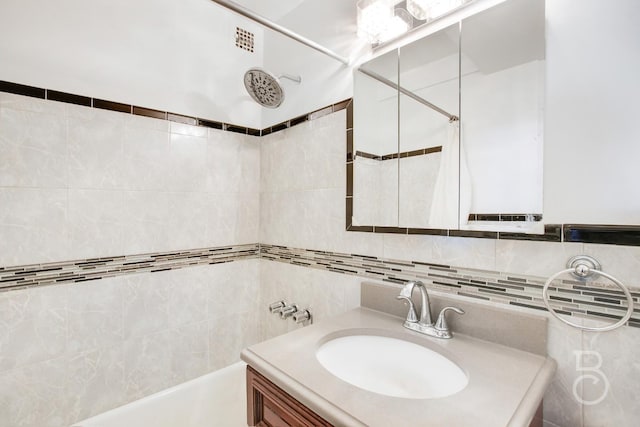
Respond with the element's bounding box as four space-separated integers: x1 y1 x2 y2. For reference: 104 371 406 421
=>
352 49 400 227
351 0 545 233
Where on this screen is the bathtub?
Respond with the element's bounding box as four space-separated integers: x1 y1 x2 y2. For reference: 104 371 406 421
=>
72 361 248 427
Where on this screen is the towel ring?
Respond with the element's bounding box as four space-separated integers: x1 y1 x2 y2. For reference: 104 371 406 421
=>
542 256 634 332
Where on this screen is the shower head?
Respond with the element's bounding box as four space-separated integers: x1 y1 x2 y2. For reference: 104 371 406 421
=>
243 68 300 108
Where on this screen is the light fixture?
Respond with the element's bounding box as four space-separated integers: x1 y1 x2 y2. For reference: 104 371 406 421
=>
406 0 464 22
357 0 394 44
378 8 413 43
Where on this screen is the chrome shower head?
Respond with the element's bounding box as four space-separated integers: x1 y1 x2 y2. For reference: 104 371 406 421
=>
243 68 300 108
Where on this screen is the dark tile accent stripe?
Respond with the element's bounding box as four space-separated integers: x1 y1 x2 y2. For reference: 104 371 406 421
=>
0 80 349 139
0 244 259 293
260 244 640 328
198 118 224 130
133 106 167 120
47 90 92 106
0 81 46 98
355 145 442 162
94 99 131 113
564 224 640 246
226 125 249 134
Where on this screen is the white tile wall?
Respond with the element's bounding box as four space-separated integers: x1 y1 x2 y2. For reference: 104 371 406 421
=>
0 92 261 265
0 92 262 426
0 260 260 426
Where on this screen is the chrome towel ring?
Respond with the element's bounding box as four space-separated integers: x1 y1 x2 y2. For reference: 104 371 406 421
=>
542 255 634 332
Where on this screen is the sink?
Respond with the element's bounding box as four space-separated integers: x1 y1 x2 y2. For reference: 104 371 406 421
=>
316 334 468 399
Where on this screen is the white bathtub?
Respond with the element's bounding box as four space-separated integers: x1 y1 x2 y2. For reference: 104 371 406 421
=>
72 362 248 427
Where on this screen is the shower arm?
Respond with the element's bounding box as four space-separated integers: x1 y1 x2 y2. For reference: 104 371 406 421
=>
358 67 459 122
210 0 349 66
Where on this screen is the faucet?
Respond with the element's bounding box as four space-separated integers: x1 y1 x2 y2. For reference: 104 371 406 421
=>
396 280 465 339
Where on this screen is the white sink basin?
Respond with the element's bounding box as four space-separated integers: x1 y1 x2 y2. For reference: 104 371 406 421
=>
316 334 468 399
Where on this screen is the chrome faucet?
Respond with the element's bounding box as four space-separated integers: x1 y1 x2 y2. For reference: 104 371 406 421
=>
396 280 465 339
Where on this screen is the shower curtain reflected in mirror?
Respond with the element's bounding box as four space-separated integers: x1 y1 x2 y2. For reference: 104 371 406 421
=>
429 121 470 229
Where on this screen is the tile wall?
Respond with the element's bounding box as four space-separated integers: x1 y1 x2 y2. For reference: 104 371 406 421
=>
259 108 640 427
2 88 639 427
0 91 262 426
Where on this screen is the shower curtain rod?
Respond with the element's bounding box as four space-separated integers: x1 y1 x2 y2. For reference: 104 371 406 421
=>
210 0 349 65
358 68 459 122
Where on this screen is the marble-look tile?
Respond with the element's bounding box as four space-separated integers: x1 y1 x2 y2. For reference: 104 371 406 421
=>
543 316 585 427
583 243 640 290
167 267 209 328
260 111 345 193
170 121 207 138
122 272 170 340
431 234 497 271
496 240 585 278
205 192 260 247
0 188 69 266
127 113 169 132
66 344 125 425
67 110 126 190
123 330 172 401
258 261 361 339
68 189 124 260
0 285 67 373
207 260 260 320
208 311 260 371
121 126 171 191
168 321 209 385
383 234 436 264
0 108 68 188
207 130 260 194
261 187 383 257
67 278 124 354
121 191 171 254
0 92 65 114
165 133 207 192
165 191 209 250
580 322 640 427
0 356 68 427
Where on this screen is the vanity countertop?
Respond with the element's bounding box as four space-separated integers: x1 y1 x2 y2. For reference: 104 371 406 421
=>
241 307 556 427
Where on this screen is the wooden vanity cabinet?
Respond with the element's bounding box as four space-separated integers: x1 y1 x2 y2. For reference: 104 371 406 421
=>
246 366 334 427
247 365 543 427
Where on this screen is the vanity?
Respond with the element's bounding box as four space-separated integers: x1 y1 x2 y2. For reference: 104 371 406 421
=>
242 282 556 427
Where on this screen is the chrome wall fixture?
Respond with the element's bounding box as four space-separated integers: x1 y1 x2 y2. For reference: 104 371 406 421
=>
542 256 635 332
209 0 349 65
269 300 313 325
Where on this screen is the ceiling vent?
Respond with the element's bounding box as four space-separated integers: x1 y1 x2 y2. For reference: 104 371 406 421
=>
235 27 254 52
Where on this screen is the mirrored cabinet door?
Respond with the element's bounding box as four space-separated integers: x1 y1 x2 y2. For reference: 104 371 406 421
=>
398 24 460 229
350 0 545 234
353 49 399 227
459 0 545 233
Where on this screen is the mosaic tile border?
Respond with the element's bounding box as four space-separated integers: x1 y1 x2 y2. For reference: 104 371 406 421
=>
2 242 638 327
0 80 349 138
261 244 640 328
0 244 259 293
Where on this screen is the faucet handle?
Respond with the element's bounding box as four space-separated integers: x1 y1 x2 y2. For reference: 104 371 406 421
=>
435 306 465 332
280 304 298 319
269 300 287 314
396 295 419 323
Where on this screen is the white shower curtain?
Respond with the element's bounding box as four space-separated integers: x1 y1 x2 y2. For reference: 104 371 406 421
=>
428 121 471 229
